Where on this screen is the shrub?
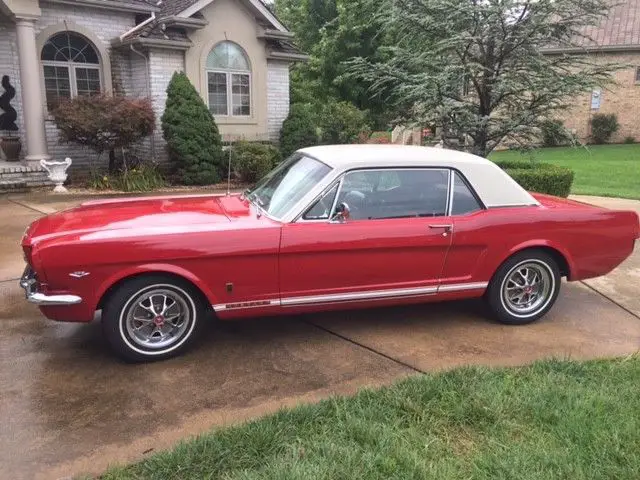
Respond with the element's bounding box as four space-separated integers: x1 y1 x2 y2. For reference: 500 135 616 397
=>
318 101 370 144
590 113 619 144
366 131 392 144
494 160 574 197
51 95 155 172
88 163 165 192
540 119 570 147
280 103 318 158
623 136 636 144
161 72 224 185
231 141 282 183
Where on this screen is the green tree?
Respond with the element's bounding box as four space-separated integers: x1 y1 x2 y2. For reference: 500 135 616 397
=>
280 103 319 157
161 72 224 185
349 0 619 156
276 0 391 127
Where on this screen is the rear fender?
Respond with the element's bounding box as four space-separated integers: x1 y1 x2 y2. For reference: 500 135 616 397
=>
500 239 576 279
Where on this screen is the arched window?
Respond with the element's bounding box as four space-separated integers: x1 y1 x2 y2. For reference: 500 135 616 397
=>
41 31 101 108
206 41 251 117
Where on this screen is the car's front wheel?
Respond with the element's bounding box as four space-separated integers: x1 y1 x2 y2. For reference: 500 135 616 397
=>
102 275 206 362
486 250 561 325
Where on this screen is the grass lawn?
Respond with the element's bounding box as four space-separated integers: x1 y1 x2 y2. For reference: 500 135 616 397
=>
490 144 640 200
103 357 640 480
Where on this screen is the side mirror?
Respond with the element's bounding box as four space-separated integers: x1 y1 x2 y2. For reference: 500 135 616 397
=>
332 202 350 223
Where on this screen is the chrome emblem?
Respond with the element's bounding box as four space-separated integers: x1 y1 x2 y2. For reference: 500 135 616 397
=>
69 271 90 278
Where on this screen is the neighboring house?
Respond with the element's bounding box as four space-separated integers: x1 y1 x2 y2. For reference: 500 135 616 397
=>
542 0 640 142
0 0 306 177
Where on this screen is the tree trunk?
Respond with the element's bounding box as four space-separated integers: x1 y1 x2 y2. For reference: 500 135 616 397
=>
108 148 116 174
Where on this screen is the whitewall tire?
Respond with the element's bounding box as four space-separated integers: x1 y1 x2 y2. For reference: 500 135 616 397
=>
102 275 206 362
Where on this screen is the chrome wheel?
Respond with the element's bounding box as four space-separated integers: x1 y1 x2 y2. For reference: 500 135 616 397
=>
500 260 554 318
124 287 191 350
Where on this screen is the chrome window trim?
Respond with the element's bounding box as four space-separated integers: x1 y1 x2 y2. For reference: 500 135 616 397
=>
446 168 455 216
448 169 487 216
296 178 343 223
291 166 452 223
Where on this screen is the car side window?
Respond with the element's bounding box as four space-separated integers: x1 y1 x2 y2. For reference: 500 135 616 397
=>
303 183 339 220
334 169 449 220
451 171 482 215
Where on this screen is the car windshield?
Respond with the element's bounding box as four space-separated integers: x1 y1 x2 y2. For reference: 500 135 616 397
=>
245 154 332 220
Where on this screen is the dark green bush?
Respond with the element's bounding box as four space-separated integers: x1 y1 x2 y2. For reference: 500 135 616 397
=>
494 161 574 197
231 141 282 183
623 136 636 144
590 113 619 144
540 119 570 147
161 72 224 185
280 103 318 158
318 101 370 144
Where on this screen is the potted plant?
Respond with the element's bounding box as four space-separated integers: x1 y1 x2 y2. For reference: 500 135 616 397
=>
0 75 21 161
0 134 22 161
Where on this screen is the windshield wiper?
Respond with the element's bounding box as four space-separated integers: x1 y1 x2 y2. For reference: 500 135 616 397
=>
243 189 266 218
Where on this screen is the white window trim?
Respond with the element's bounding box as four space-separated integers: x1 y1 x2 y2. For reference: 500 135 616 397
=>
42 60 102 100
206 68 252 119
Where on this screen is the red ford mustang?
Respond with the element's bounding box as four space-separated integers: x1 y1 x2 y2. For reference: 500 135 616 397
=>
20 145 639 361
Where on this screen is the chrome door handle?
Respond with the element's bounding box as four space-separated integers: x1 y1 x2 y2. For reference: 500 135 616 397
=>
428 224 453 237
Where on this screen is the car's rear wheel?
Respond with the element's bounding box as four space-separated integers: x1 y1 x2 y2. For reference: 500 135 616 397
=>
486 250 561 325
102 275 206 362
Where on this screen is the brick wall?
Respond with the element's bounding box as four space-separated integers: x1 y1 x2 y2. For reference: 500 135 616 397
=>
148 48 185 163
266 60 290 143
37 3 137 173
556 51 640 142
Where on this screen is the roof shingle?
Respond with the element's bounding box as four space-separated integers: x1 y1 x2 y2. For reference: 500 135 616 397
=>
573 0 640 48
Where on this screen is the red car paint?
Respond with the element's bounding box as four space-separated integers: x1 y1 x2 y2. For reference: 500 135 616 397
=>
22 192 638 323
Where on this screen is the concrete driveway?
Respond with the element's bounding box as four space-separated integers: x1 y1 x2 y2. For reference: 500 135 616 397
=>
1 192 639 480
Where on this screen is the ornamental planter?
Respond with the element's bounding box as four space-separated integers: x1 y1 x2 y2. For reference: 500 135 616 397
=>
40 157 72 193
0 136 21 161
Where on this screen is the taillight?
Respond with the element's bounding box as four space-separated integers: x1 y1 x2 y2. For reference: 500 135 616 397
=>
23 246 33 265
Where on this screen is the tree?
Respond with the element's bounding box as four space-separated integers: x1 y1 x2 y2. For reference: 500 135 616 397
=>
51 95 155 172
349 0 619 156
275 0 392 127
161 72 224 185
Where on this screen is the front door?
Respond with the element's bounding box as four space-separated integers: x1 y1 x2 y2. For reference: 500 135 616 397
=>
279 168 453 306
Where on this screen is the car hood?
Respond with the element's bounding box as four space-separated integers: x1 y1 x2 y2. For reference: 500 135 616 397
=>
23 193 251 245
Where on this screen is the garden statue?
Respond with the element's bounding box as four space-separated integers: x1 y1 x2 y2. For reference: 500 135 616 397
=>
40 157 72 193
0 75 18 132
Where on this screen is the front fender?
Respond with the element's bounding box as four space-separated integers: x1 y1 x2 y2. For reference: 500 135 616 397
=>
93 263 218 311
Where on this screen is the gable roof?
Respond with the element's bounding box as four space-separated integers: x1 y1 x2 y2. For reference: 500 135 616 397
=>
544 0 640 53
117 0 305 58
46 0 160 13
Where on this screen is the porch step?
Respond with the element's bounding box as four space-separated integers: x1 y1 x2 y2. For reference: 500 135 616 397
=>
0 179 28 193
0 164 53 192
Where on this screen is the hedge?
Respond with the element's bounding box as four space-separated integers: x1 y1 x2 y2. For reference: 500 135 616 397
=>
231 141 281 183
494 161 574 198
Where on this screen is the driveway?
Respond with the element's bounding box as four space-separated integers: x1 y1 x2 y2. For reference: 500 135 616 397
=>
1 191 639 480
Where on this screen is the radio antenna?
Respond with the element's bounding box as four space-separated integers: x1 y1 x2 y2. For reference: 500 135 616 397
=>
226 142 232 196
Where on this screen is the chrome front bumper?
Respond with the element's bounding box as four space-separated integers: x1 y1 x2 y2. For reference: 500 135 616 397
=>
20 266 82 306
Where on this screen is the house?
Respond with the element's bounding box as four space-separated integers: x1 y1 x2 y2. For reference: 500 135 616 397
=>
543 0 640 142
0 0 305 183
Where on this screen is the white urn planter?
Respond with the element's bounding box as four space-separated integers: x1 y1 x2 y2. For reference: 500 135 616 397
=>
40 157 72 193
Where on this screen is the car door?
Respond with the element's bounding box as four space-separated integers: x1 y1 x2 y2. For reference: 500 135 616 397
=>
279 167 454 306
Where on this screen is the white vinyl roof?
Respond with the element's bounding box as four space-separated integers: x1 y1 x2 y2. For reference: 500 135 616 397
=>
298 145 539 208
